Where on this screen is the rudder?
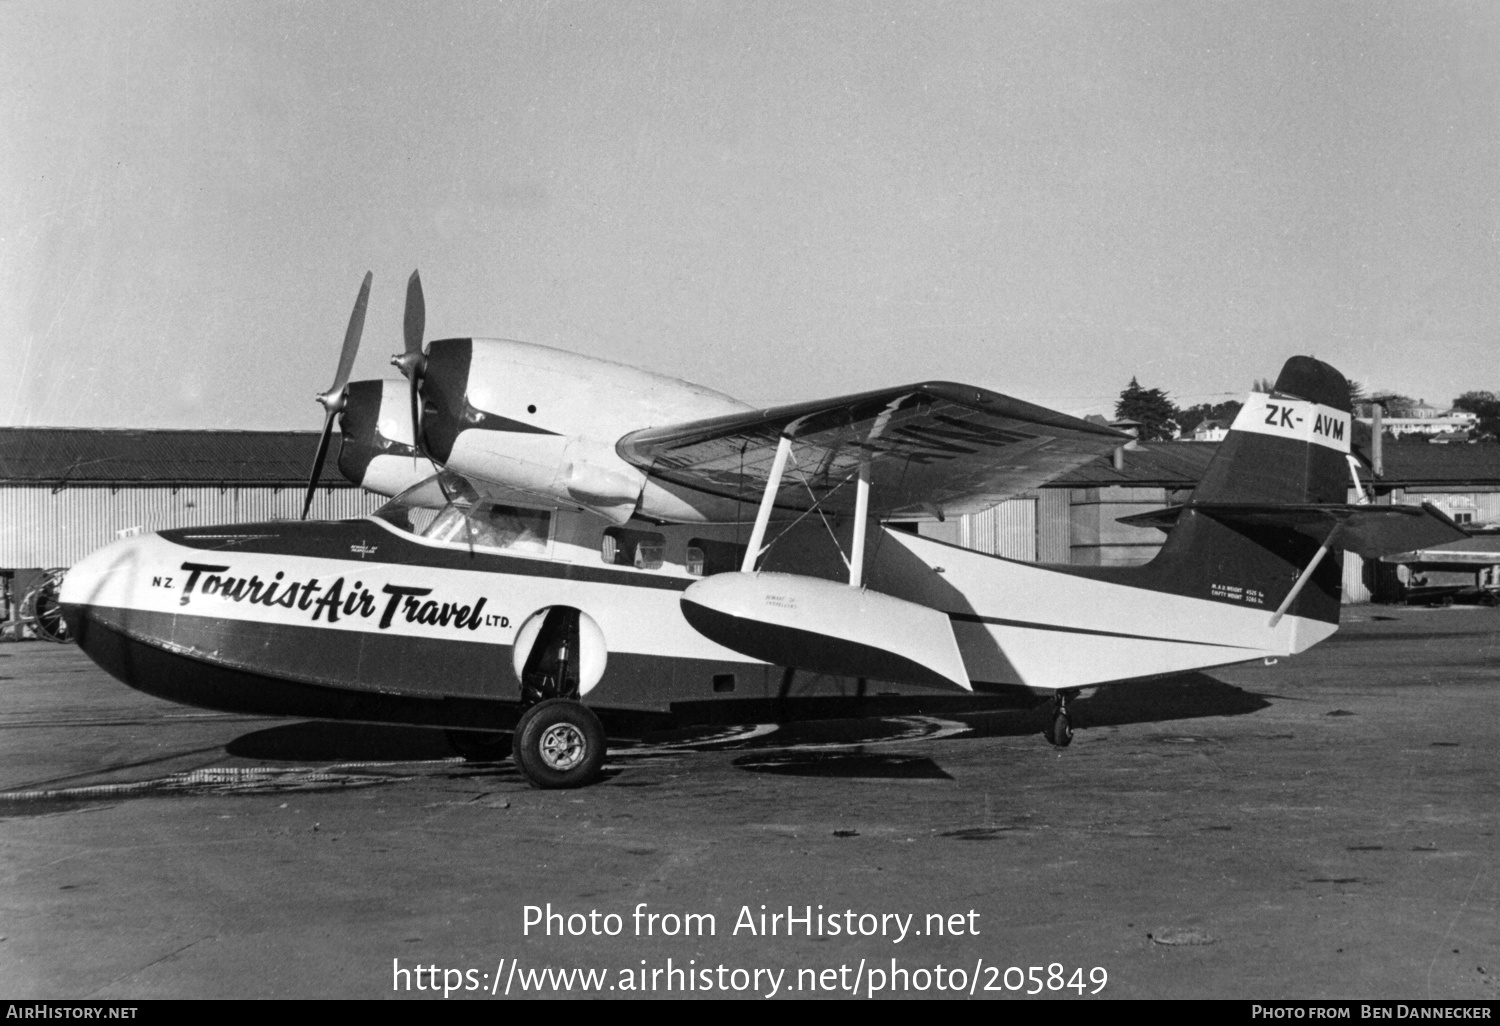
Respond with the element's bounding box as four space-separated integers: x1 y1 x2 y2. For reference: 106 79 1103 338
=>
1192 355 1354 505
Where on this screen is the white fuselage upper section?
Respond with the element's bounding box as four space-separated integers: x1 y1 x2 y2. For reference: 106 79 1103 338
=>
445 339 753 523
465 339 751 443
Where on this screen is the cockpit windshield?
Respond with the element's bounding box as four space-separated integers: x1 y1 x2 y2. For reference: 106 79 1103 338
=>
372 474 552 557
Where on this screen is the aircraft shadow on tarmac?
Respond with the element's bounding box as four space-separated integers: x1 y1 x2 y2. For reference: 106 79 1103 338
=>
224 672 1269 778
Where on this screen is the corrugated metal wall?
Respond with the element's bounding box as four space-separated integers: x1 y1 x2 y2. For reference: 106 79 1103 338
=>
957 497 1037 561
1068 486 1169 566
1036 489 1071 563
1342 553 1370 605
0 486 385 568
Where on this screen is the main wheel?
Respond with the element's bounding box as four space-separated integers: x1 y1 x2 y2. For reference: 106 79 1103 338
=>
445 729 513 762
513 698 606 789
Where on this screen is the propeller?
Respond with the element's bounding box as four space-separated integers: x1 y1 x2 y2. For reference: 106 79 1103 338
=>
301 271 372 520
390 270 427 462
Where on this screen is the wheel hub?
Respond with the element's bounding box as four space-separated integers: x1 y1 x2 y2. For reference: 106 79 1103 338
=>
537 723 587 771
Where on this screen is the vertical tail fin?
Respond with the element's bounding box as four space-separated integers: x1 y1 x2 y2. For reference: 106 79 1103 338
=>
1139 357 1356 629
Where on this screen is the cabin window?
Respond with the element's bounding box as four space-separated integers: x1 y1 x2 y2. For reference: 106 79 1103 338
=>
686 538 747 577
423 502 551 555
712 673 736 693
602 527 665 570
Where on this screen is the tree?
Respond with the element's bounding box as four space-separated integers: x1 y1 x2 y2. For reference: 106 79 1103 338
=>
1453 390 1500 440
1114 377 1179 441
1367 392 1416 418
1177 399 1244 437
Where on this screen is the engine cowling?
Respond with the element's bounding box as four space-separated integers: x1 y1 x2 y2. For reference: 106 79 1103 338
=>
336 379 439 497
409 337 752 523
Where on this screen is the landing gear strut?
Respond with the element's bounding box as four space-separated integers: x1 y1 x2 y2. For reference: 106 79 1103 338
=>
1045 690 1076 748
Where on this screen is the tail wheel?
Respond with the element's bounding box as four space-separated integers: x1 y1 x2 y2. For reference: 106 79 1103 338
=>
1047 710 1074 748
1044 690 1075 748
513 698 605 789
23 569 71 644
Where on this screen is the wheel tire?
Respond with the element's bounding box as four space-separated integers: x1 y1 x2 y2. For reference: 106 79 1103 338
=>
1048 711 1073 748
445 729 513 762
513 698 605 789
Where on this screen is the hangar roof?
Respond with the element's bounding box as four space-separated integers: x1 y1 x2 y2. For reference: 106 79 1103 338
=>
1050 443 1216 488
0 428 349 487
1370 444 1500 488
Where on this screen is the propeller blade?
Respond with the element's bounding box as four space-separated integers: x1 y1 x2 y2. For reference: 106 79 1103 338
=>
332 271 372 394
403 270 425 359
317 271 372 413
301 407 338 520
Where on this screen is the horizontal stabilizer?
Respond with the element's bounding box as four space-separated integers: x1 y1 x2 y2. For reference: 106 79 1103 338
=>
1118 502 1468 559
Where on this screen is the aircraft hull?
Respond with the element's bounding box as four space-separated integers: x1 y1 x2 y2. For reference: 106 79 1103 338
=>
58 506 1338 735
58 519 979 732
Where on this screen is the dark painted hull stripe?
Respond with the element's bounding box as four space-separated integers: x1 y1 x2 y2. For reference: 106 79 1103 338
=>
64 603 1014 733
947 612 1259 650
65 609 1041 736
165 519 696 590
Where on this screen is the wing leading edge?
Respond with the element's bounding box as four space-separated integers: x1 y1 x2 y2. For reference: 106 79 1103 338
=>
616 381 1127 520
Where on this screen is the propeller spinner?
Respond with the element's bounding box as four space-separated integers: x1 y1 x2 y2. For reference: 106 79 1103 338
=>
301 271 372 520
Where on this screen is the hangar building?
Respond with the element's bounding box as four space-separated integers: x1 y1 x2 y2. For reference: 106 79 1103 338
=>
0 428 382 626
926 441 1500 605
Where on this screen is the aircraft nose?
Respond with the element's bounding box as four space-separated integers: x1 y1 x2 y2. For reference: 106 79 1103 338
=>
58 532 150 641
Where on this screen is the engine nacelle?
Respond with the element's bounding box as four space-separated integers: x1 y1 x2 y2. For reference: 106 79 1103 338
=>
412 337 752 524
337 379 438 497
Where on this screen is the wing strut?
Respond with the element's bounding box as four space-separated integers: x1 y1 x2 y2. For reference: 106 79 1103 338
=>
1268 524 1342 628
740 435 794 573
848 461 871 587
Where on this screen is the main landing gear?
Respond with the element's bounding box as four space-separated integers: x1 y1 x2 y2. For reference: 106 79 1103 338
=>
1045 690 1076 748
513 698 606 789
510 607 606 789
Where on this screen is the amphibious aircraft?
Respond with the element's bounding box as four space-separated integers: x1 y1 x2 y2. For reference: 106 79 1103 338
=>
60 272 1467 788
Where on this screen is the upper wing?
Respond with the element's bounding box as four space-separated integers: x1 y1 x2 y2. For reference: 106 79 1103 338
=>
616 381 1126 519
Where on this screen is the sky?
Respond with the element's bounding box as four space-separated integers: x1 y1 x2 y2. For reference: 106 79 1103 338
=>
3 0 1497 430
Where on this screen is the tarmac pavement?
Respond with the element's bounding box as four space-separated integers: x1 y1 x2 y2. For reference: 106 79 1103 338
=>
1 605 1496 999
